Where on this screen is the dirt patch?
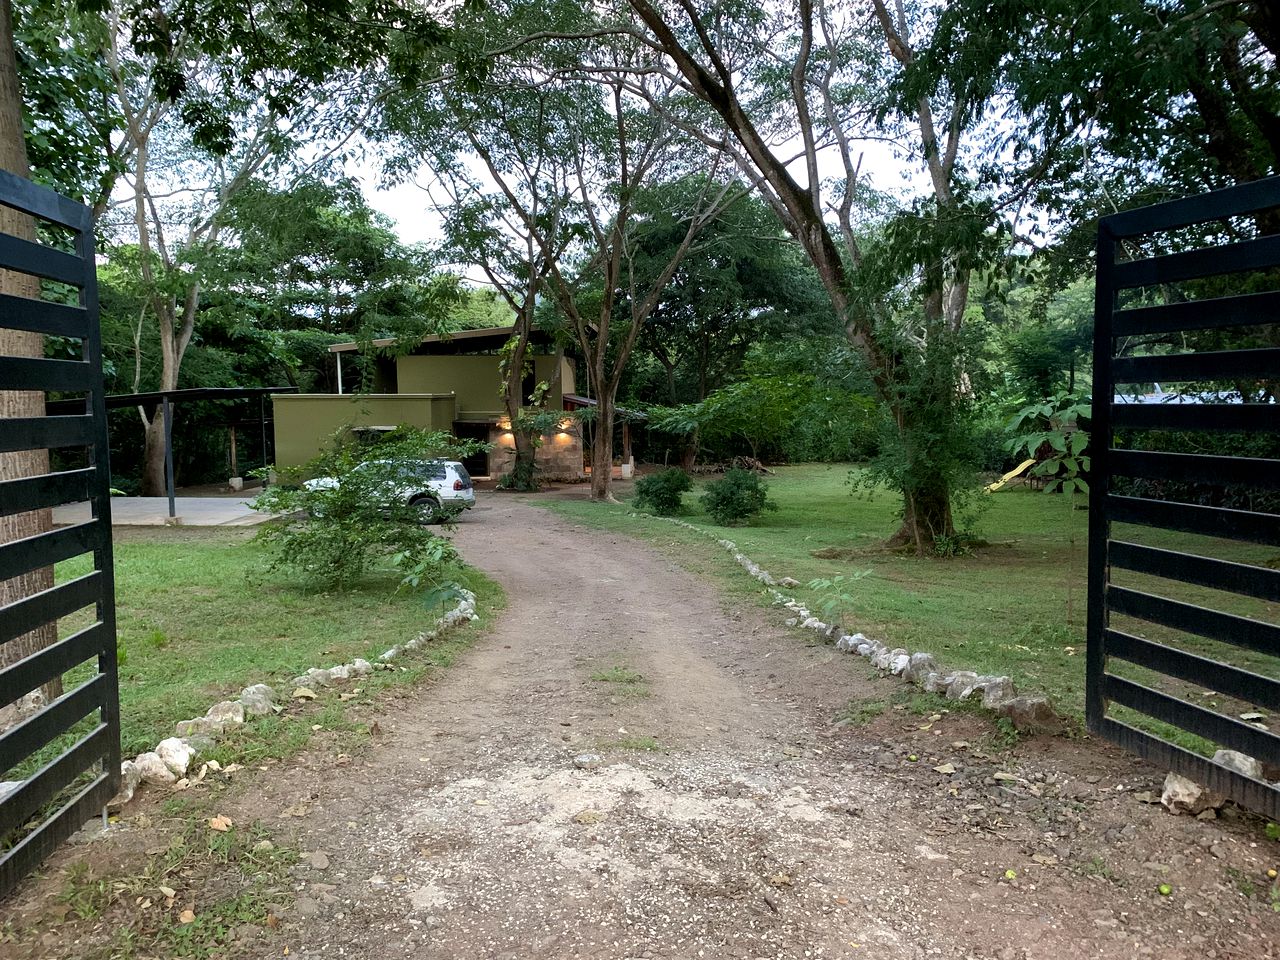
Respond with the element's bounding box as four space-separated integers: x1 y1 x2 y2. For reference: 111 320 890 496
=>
5 495 1279 959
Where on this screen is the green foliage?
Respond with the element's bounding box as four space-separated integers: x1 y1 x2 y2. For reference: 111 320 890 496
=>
700 468 778 526
251 427 482 590
633 468 693 516
806 572 871 620
1006 391 1092 495
649 370 876 465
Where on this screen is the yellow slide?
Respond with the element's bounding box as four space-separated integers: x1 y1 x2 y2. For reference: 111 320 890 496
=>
986 458 1038 493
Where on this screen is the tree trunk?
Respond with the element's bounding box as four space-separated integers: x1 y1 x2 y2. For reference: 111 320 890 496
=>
590 400 615 501
888 483 956 554
140 410 168 496
0 0 61 710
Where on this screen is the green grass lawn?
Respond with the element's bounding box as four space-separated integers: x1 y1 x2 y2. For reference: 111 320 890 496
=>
540 464 1279 733
51 527 502 760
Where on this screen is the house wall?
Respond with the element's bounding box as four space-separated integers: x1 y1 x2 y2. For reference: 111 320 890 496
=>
271 393 457 469
396 354 574 419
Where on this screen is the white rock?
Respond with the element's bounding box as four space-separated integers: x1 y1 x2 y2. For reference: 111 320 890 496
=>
779 577 800 588
135 751 176 785
889 654 911 675
945 671 982 700
978 677 1016 708
109 760 142 810
155 737 196 777
239 683 276 716
205 700 245 725
328 664 352 681
1160 771 1225 816
922 672 951 694
1213 749 1264 780
904 652 938 683
349 659 374 677
174 716 224 739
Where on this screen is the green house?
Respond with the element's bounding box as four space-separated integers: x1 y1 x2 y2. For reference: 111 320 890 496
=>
271 326 584 480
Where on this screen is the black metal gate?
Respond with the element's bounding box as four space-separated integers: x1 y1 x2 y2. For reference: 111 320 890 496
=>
0 171 119 896
1089 177 1280 818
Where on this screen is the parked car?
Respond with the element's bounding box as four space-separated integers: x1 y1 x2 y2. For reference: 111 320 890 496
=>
303 458 475 522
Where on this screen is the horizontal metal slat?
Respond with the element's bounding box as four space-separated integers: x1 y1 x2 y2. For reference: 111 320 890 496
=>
1104 674 1280 762
0 674 105 774
1109 540 1280 602
0 724 108 840
1112 290 1280 337
1108 585 1280 655
1109 449 1280 489
1108 494 1280 545
1105 629 1280 712
0 169 91 229
1110 403 1279 433
0 234 84 286
1101 177 1280 239
1113 234 1280 289
0 355 94 392
0 521 102 583
1095 716 1279 820
0 771 113 899
0 623 105 709
1112 348 1280 384
0 415 93 453
0 468 93 518
0 572 102 644
0 294 88 338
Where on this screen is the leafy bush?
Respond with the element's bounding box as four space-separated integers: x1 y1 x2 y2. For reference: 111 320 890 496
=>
633 467 693 515
1006 391 1092 495
700 468 778 526
251 426 485 591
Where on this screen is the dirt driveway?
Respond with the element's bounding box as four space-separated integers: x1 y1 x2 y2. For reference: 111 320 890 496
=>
8 495 1280 958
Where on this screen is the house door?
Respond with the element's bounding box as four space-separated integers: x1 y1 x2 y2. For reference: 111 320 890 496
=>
452 421 492 478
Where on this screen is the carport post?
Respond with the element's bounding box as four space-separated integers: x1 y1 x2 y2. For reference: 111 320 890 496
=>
162 395 176 518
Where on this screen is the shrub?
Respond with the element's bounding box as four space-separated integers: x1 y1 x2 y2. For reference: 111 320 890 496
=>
701 468 778 526
633 468 693 515
251 426 484 591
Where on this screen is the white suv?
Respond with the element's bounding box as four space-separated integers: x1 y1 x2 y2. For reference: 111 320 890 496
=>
304 459 475 522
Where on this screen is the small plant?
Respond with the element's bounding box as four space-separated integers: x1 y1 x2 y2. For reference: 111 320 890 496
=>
700 467 778 526
633 468 693 516
807 572 871 619
839 698 888 726
591 665 645 685
932 531 983 558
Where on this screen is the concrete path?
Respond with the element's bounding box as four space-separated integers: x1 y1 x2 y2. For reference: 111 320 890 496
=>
53 496 266 527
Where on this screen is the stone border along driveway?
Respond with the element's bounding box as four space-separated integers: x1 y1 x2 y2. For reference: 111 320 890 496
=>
635 513 1061 732
638 513 1280 815
90 589 479 811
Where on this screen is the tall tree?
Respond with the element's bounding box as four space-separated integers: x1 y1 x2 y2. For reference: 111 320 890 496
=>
619 0 1004 550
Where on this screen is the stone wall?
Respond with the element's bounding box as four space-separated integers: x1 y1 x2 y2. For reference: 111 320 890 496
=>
489 422 583 482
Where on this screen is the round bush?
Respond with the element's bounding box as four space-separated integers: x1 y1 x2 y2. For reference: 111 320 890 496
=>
701 468 778 526
633 467 693 515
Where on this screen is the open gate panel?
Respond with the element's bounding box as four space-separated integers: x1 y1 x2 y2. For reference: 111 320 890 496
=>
0 171 119 897
1089 177 1280 818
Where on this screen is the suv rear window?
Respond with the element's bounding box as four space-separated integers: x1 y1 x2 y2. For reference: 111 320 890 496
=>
451 463 472 488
